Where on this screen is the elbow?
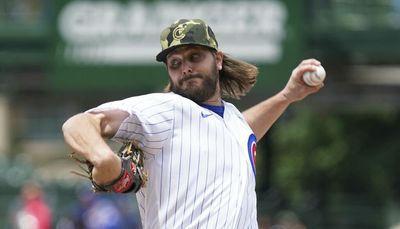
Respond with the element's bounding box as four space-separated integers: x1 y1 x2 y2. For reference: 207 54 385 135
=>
62 112 104 139
62 113 85 139
62 116 73 139
62 116 72 131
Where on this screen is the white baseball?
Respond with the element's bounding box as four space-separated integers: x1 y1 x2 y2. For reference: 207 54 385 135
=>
302 65 326 86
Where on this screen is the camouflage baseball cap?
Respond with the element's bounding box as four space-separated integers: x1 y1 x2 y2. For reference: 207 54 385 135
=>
156 19 219 62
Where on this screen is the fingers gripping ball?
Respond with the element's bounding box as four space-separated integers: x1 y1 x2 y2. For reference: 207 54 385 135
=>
302 65 326 86
70 142 148 193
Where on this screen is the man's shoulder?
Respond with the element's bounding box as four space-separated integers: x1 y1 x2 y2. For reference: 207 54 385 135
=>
223 101 240 112
223 101 246 121
133 92 198 105
119 92 197 112
123 92 179 103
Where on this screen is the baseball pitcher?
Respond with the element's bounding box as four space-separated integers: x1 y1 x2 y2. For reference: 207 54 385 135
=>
62 19 324 228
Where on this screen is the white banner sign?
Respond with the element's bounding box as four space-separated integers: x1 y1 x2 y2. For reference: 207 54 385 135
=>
58 1 287 65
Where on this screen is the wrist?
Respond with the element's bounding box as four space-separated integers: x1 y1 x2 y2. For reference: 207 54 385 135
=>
92 153 122 185
277 90 294 105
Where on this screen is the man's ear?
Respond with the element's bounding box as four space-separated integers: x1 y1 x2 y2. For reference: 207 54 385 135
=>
215 51 224 70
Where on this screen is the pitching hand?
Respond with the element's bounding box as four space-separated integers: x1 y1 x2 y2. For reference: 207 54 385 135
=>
280 58 324 103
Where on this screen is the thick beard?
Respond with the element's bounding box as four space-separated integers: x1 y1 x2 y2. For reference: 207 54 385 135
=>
170 66 219 104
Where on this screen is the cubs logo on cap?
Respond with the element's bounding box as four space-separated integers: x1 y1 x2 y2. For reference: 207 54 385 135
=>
156 19 219 62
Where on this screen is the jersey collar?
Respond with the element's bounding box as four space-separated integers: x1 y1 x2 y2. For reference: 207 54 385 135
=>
200 103 225 118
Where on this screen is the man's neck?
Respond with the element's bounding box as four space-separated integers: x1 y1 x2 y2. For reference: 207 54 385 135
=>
203 86 222 106
203 97 222 106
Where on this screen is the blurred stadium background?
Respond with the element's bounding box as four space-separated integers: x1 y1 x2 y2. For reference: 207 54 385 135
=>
1 0 400 228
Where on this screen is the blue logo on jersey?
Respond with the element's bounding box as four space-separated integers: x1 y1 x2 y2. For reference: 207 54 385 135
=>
247 134 257 176
201 112 213 118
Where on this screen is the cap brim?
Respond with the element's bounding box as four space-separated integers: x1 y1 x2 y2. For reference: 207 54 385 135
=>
156 45 185 62
156 43 217 62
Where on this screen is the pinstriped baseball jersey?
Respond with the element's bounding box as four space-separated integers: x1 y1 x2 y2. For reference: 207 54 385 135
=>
89 92 258 228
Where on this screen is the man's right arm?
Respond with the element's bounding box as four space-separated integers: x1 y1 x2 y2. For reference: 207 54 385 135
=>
62 110 129 185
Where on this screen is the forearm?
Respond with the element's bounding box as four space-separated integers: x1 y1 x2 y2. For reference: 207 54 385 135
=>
62 113 121 184
243 59 324 141
242 91 291 141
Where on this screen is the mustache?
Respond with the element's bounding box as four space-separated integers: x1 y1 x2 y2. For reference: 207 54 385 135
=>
179 74 203 84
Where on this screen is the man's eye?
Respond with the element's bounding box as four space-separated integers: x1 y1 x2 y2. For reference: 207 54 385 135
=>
190 53 201 61
169 60 181 69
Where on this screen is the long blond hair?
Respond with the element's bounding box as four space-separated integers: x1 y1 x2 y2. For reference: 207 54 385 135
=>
219 54 258 99
164 53 259 99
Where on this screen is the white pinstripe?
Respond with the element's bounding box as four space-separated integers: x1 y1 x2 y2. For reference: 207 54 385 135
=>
89 92 258 228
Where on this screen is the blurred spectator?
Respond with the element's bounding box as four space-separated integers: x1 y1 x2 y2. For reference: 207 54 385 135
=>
13 181 53 229
60 184 140 229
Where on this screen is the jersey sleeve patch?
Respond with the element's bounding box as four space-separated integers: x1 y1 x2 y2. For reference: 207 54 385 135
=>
247 134 257 176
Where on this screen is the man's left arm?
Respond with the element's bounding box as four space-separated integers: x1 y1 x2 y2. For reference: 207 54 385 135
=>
242 59 324 141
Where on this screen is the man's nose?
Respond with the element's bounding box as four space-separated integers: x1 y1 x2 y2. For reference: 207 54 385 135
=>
182 61 193 75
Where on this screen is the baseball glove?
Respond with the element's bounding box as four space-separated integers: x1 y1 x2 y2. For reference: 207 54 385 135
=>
69 141 148 193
